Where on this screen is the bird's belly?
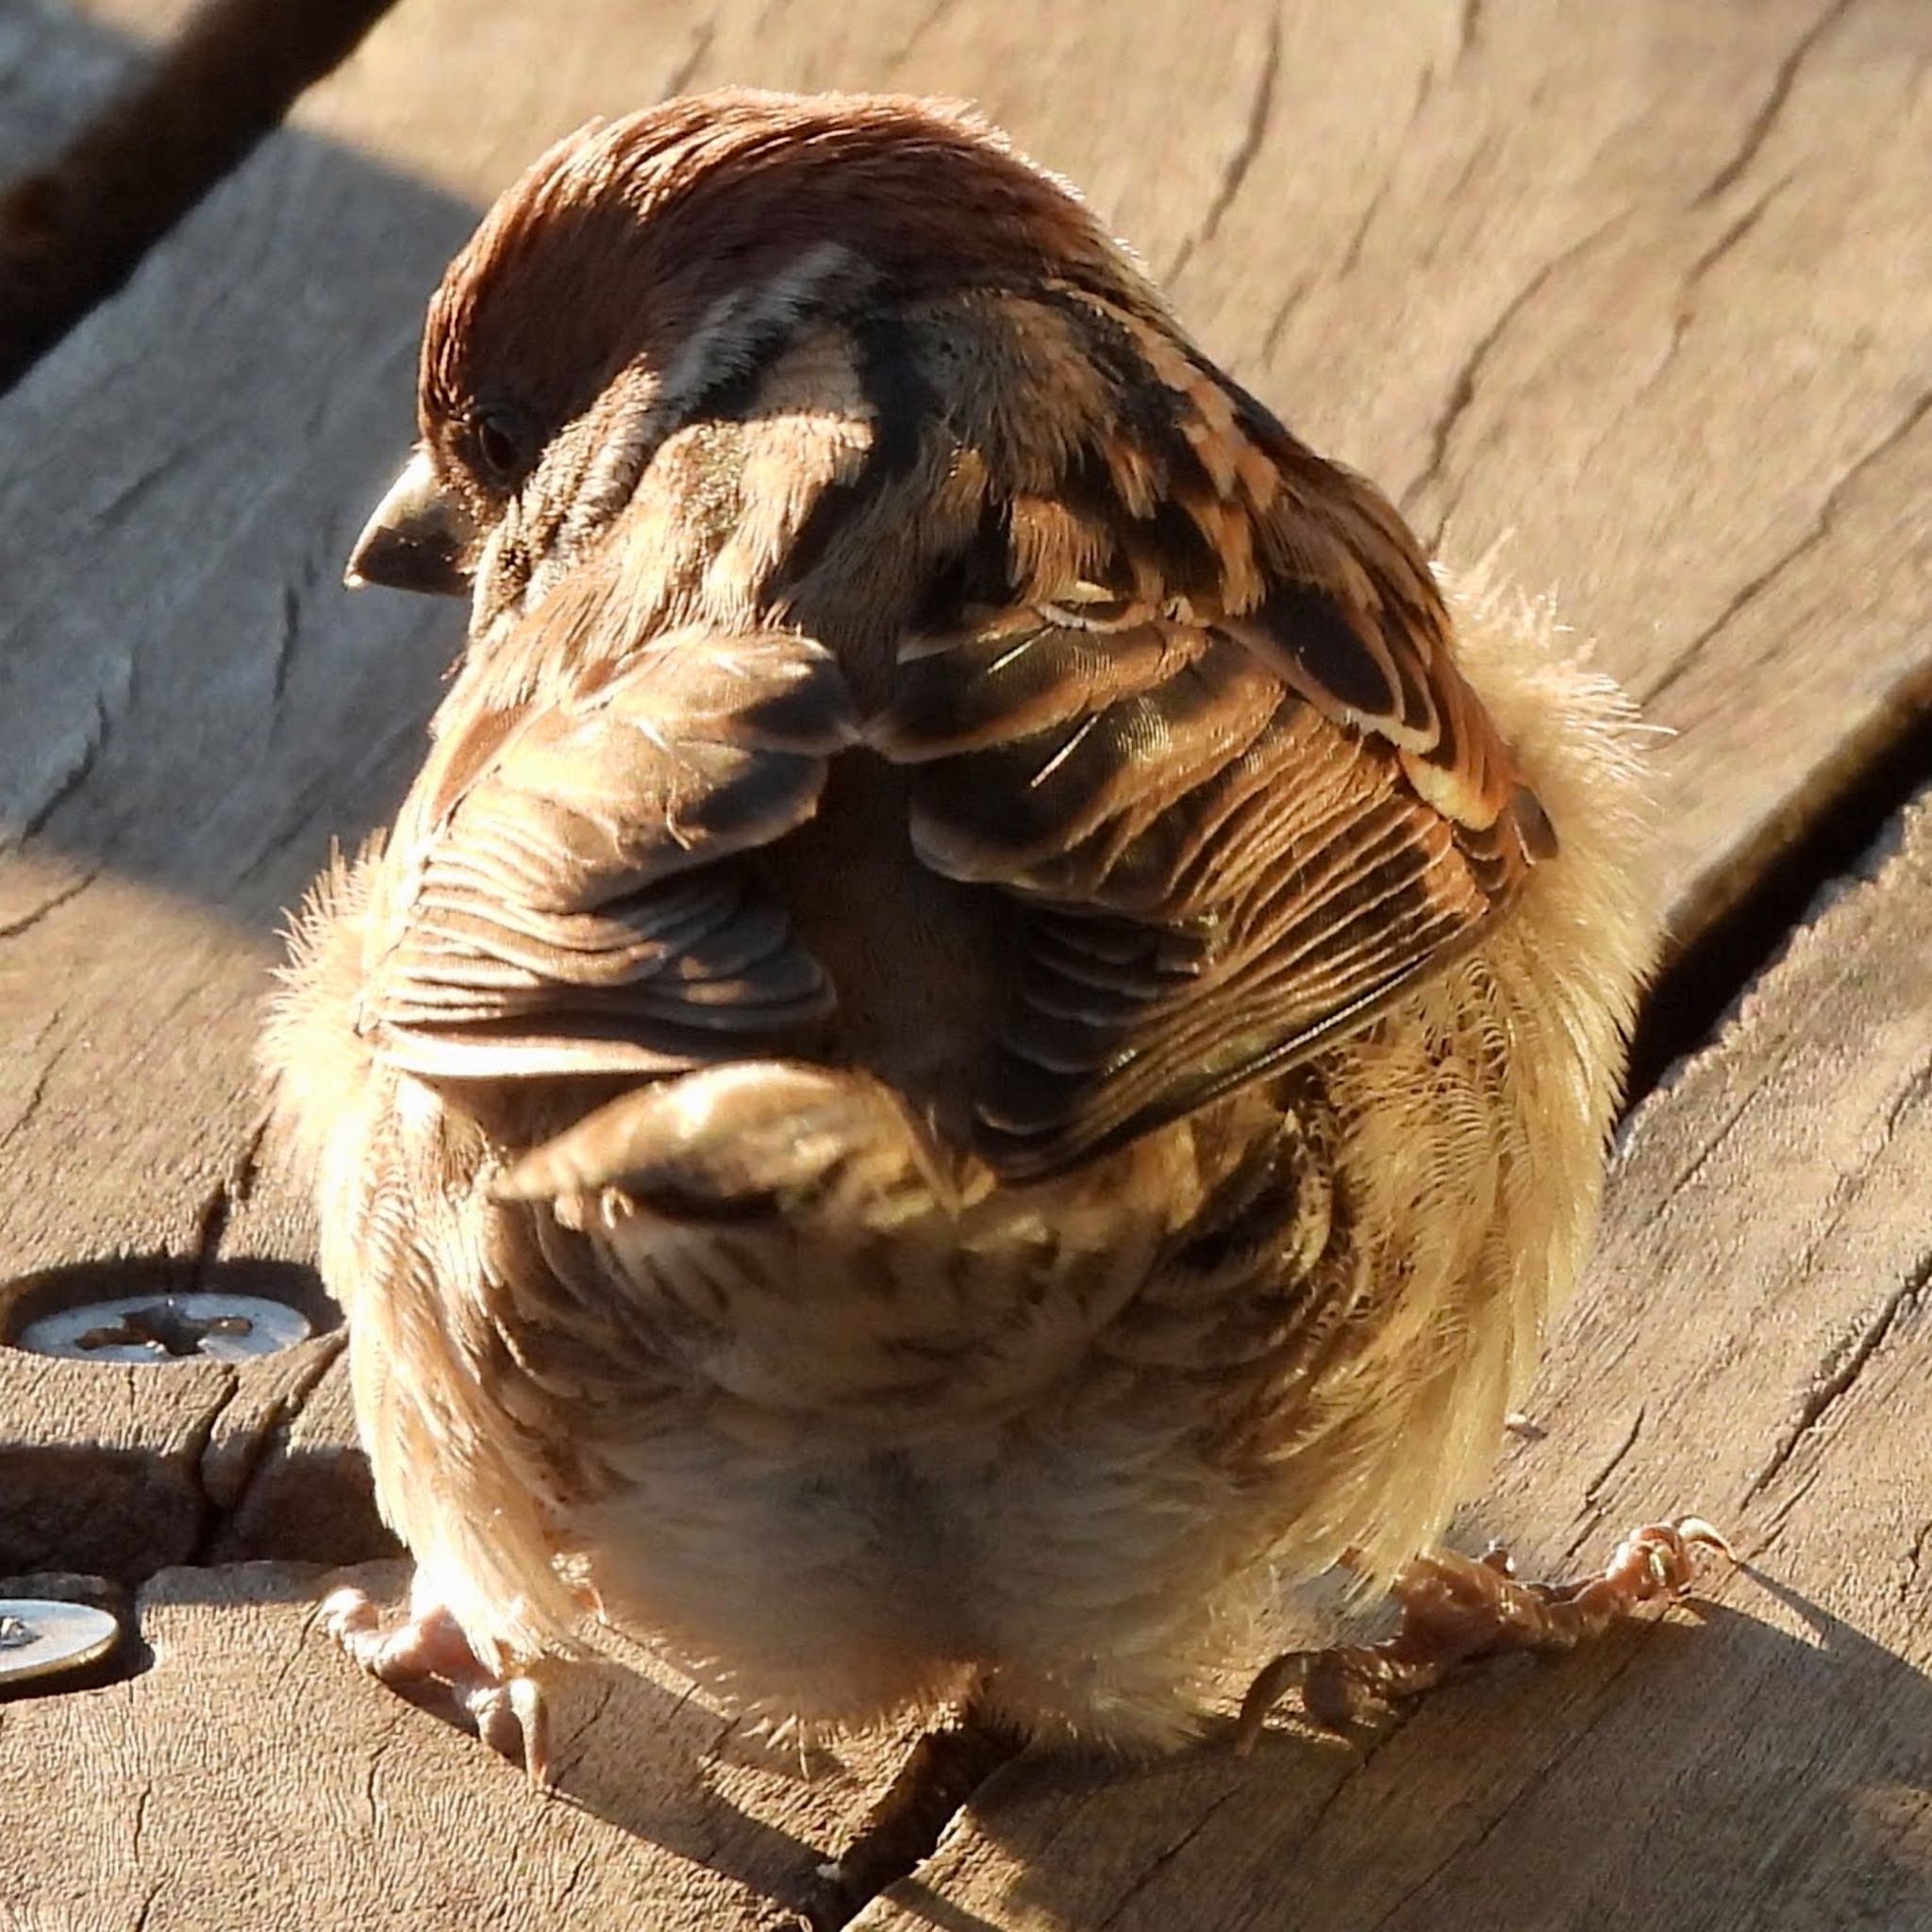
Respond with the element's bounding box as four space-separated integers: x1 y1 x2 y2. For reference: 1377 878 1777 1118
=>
563 1387 1261 1740
533 1117 1332 1736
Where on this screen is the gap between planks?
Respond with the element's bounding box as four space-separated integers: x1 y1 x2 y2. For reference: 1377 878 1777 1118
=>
0 0 400 389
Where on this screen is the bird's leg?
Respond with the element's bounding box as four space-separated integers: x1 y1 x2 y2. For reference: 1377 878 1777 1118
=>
1232 1517 1730 1753
805 1681 1024 1929
322 1579 552 1787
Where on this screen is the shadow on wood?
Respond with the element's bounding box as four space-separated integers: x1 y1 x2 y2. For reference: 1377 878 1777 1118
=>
877 1583 1932 1932
0 1255 386 1580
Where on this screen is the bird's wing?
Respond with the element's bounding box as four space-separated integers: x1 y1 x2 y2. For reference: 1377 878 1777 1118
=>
873 594 1548 1181
358 605 854 1082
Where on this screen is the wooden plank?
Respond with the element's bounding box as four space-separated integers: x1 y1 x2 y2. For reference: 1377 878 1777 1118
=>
1177 0 1932 941
0 0 1382 1610
0 0 397 386
56 0 209 40
206 1340 395 1567
0 1322 345 1580
854 794 1932 1929
0 1560 921 1929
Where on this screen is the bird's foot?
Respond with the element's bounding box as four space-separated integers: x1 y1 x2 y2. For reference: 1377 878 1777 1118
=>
322 1584 552 1787
1232 1517 1731 1754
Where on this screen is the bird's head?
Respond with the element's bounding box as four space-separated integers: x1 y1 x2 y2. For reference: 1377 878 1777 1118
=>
344 90 1155 636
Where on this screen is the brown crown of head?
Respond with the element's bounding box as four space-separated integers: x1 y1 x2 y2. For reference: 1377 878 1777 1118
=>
420 92 1152 480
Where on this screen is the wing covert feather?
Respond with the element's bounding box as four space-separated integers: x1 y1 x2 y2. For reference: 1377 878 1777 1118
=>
362 623 855 1081
874 610 1515 1177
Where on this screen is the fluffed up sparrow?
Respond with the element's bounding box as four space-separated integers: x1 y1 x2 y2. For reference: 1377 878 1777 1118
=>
267 91 1721 1803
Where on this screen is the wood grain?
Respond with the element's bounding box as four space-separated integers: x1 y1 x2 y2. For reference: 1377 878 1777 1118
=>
0 0 1925 1925
0 0 399 386
855 792 1932 1931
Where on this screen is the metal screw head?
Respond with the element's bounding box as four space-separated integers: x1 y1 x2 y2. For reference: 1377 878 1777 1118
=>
13 1292 312 1363
0 1599 121 1688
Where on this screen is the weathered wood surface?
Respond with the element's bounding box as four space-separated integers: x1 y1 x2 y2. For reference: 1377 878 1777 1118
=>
0 0 1926 1925
0 1561 921 1929
858 792 1932 1932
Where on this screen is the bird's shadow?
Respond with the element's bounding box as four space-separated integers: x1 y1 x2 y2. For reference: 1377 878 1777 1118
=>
90 1541 1931 1929
307 1561 903 1919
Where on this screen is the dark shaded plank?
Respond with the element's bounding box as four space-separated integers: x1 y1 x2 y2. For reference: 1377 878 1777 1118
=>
0 0 398 387
0 1 196 180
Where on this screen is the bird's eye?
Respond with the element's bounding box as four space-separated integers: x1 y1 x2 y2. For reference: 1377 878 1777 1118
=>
472 408 526 487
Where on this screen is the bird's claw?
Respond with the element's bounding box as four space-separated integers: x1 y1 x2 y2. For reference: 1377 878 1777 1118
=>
322 1584 553 1788
1231 1514 1732 1754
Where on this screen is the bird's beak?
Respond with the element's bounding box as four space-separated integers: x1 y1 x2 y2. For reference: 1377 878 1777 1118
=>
343 447 475 596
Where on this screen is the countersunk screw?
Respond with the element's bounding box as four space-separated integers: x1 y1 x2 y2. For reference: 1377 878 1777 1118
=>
11 1291 312 1363
74 1302 253 1357
0 1600 121 1688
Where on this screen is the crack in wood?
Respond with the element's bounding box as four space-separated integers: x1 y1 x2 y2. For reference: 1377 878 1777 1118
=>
130 1782 151 1870
1624 705 1932 1106
808 1715 1024 1928
1634 174 1791 409
0 1054 57 1153
1580 1406 1647 1512
270 583 301 709
1560 1405 1652 1564
1456 0 1484 69
1746 1462 1824 1557
361 1723 397 1830
1641 386 1932 712
1255 271 1312 363
1347 1624 1680 1932
884 0 958 67
11 692 111 844
1237 1699 1424 1878
1319 58 1441 301
1164 6 1280 284
1402 213 1624 527
1693 0 1857 207
175 1366 244 1563
1900 1521 1931 1607
83 439 196 535
0 866 98 941
552 1845 596 1916
663 16 719 98
1744 1249 1931 1503
1091 1781 1243 1931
